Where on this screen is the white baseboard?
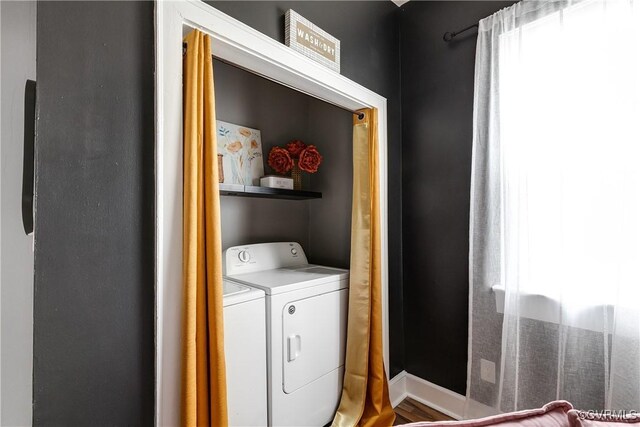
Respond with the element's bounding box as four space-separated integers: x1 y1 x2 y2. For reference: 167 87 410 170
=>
389 371 498 421
389 371 466 420
389 371 408 408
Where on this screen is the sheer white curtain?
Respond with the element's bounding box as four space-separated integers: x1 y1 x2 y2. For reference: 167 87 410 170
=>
467 0 640 416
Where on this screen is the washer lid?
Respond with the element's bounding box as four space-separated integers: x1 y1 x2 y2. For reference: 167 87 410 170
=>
226 265 349 295
223 279 265 306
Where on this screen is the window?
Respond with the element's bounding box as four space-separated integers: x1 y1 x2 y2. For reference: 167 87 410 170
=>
498 0 640 309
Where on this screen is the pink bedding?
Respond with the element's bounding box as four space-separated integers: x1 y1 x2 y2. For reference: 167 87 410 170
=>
399 401 640 427
402 401 573 427
569 409 640 426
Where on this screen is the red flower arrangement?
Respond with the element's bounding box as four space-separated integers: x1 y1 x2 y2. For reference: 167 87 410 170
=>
268 140 323 175
298 145 323 173
286 140 306 158
267 146 294 175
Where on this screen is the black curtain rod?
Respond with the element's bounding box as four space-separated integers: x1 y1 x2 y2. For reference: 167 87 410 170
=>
443 23 479 42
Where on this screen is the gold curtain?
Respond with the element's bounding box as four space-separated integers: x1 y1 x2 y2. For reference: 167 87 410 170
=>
333 109 395 427
182 29 228 427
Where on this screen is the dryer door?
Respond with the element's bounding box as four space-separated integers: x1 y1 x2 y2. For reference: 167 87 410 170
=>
282 288 348 394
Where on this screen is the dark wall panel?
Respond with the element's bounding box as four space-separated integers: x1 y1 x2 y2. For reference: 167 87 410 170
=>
214 58 354 268
400 1 515 394
33 2 155 424
214 59 313 251
209 1 405 376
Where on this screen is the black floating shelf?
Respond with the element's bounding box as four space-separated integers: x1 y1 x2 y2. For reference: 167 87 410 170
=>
219 183 322 200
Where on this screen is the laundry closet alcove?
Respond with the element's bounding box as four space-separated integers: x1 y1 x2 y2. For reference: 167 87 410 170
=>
155 1 390 425
213 58 351 260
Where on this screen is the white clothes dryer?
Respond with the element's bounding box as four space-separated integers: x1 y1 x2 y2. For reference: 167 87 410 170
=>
223 279 268 426
223 242 349 427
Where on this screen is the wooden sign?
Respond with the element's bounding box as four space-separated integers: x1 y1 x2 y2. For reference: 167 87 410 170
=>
285 10 340 73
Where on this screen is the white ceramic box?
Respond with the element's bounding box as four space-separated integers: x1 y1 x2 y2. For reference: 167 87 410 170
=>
260 175 294 190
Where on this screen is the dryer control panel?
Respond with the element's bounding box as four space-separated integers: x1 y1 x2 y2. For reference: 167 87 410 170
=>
223 242 309 275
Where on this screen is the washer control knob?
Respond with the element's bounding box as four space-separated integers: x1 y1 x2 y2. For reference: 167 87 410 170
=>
291 248 298 256
238 250 250 263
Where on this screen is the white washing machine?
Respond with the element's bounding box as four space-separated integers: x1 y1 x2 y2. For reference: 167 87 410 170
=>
223 279 268 426
223 242 349 427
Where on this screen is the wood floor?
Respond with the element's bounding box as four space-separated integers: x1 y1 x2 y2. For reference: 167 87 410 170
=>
394 398 454 425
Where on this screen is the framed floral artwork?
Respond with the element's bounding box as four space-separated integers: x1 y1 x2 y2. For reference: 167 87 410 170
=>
216 120 264 185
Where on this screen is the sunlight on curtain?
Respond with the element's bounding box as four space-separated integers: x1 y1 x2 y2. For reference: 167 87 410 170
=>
332 109 395 427
500 0 640 309
468 0 640 416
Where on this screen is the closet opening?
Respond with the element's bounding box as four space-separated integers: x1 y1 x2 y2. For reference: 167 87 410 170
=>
157 7 390 423
213 58 354 268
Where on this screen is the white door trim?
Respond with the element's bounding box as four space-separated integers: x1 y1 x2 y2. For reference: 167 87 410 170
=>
155 1 390 425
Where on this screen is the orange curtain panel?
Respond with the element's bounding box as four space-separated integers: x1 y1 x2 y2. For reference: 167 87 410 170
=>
333 109 395 427
182 29 229 427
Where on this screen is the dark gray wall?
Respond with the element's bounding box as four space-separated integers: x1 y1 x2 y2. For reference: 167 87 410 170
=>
210 0 405 377
33 2 155 425
27 2 478 423
215 59 353 269
400 1 515 395
306 100 353 269
215 59 313 251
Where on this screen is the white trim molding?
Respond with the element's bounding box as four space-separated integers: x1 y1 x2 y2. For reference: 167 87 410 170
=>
390 371 466 421
390 371 496 421
389 371 409 408
155 1 390 425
